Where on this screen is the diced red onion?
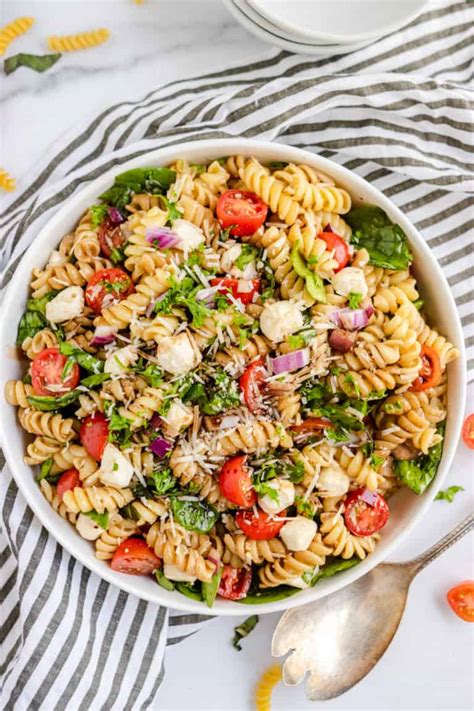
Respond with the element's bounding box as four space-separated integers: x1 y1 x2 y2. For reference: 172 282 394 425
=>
270 348 310 374
360 489 379 506
150 436 172 457
90 325 118 347
329 328 357 353
149 414 163 432
145 290 169 317
146 226 181 249
329 301 374 331
108 207 125 224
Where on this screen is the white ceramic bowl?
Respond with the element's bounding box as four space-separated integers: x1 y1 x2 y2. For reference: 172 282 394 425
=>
0 139 466 615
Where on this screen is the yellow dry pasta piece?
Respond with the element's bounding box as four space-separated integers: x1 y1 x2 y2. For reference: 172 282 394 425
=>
255 665 282 711
0 169 16 192
0 17 34 56
48 28 110 53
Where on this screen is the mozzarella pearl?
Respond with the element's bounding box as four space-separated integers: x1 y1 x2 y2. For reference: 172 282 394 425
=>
104 345 138 375
317 464 350 497
173 219 205 252
45 286 84 324
76 513 103 541
156 332 201 375
280 516 317 552
286 572 316 589
99 443 134 488
331 267 368 298
162 400 193 438
258 479 295 515
259 301 304 343
163 563 196 583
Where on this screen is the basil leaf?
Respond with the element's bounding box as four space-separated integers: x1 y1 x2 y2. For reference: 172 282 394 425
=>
59 341 103 374
84 510 109 530
314 401 366 431
26 291 58 316
175 582 203 601
290 242 326 303
232 615 259 650
309 557 360 586
81 372 111 388
148 468 178 496
4 52 61 76
435 485 464 503
16 311 47 345
394 427 444 495
237 587 299 604
202 567 223 608
170 499 219 533
36 458 54 482
347 205 413 270
89 204 109 226
27 390 81 411
61 357 76 382
155 569 175 591
100 168 176 209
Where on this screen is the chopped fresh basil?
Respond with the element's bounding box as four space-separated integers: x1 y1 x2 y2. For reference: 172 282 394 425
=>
27 390 81 411
394 425 444 495
370 454 385 470
4 52 61 76
108 410 133 447
294 495 316 518
235 244 258 271
26 291 58 316
232 615 259 650
109 246 125 265
155 569 175 591
160 196 182 224
313 401 367 431
59 342 103 374
170 499 219 533
89 204 109 226
348 292 363 309
202 567 223 608
84 510 109 530
260 263 276 302
413 298 424 311
347 205 413 270
148 468 178 496
81 372 111 388
290 242 326 303
36 458 54 482
61 357 76 382
16 310 47 346
435 485 464 503
181 369 239 415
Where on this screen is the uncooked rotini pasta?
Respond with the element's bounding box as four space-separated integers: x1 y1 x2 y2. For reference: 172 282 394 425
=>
0 169 16 192
48 28 110 52
0 16 34 56
6 156 458 605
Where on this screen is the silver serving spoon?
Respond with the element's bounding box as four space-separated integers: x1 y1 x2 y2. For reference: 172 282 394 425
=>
272 513 474 701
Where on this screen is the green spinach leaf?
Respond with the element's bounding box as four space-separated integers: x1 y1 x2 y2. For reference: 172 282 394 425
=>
155 569 175 591
176 582 203 601
202 567 223 608
290 242 326 303
27 390 81 411
309 557 360 586
170 499 219 533
81 372 111 388
346 205 413 270
99 167 176 210
394 428 444 495
59 342 104 374
16 311 47 345
237 587 299 604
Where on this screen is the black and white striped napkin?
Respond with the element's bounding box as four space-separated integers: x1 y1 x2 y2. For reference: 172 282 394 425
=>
1 1 472 708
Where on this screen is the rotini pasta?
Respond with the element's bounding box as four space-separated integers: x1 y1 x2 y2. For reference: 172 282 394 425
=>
48 28 110 52
0 17 34 56
0 169 16 192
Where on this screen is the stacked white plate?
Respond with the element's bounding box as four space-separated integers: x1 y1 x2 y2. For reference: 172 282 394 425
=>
224 0 428 56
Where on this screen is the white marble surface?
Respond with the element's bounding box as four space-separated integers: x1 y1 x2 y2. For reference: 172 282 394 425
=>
1 1 473 709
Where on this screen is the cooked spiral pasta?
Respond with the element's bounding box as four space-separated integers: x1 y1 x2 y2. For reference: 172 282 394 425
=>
48 28 110 52
62 486 134 514
240 159 301 225
223 534 286 566
40 480 77 524
214 419 292 456
4 380 34 408
24 436 63 465
18 408 77 443
146 522 215 582
95 515 137 560
320 511 379 559
258 534 332 588
94 269 171 329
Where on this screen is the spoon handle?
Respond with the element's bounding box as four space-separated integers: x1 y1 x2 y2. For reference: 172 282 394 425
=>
408 513 474 577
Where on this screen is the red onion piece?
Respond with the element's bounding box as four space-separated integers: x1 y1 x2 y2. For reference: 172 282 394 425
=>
360 489 379 506
108 207 125 224
149 414 163 432
90 325 118 347
150 436 172 457
146 226 181 249
329 301 374 331
329 328 357 353
270 348 310 374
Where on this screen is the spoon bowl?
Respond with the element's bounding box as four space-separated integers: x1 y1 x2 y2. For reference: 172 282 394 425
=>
272 514 473 700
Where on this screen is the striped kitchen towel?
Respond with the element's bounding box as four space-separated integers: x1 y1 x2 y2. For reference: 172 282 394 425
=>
1 0 473 708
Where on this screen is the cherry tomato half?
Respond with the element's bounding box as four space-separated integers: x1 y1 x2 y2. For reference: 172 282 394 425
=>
461 414 474 450
99 219 125 259
216 190 268 237
410 344 441 392
290 417 333 435
110 538 161 576
210 277 260 306
219 455 257 508
239 358 267 413
80 412 109 461
57 468 82 500
217 565 253 600
31 347 80 396
85 268 134 313
318 229 350 271
235 508 286 541
447 581 474 622
344 488 389 537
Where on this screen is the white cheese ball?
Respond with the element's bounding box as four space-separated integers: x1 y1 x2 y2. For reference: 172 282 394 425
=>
156 332 201 375
45 286 84 324
331 267 368 298
259 301 304 343
163 563 196 583
258 479 295 515
76 513 103 541
99 443 134 488
280 516 317 551
317 464 350 497
104 345 138 375
173 219 205 253
162 400 193 438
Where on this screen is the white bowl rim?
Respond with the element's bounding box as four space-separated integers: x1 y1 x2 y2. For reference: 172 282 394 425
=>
246 0 429 44
0 137 466 616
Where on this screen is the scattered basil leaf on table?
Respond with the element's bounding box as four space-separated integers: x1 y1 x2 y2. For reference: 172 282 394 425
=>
232 615 259 650
435 485 464 503
4 52 61 76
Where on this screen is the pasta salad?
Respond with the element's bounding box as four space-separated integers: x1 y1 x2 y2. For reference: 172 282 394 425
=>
5 155 460 605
